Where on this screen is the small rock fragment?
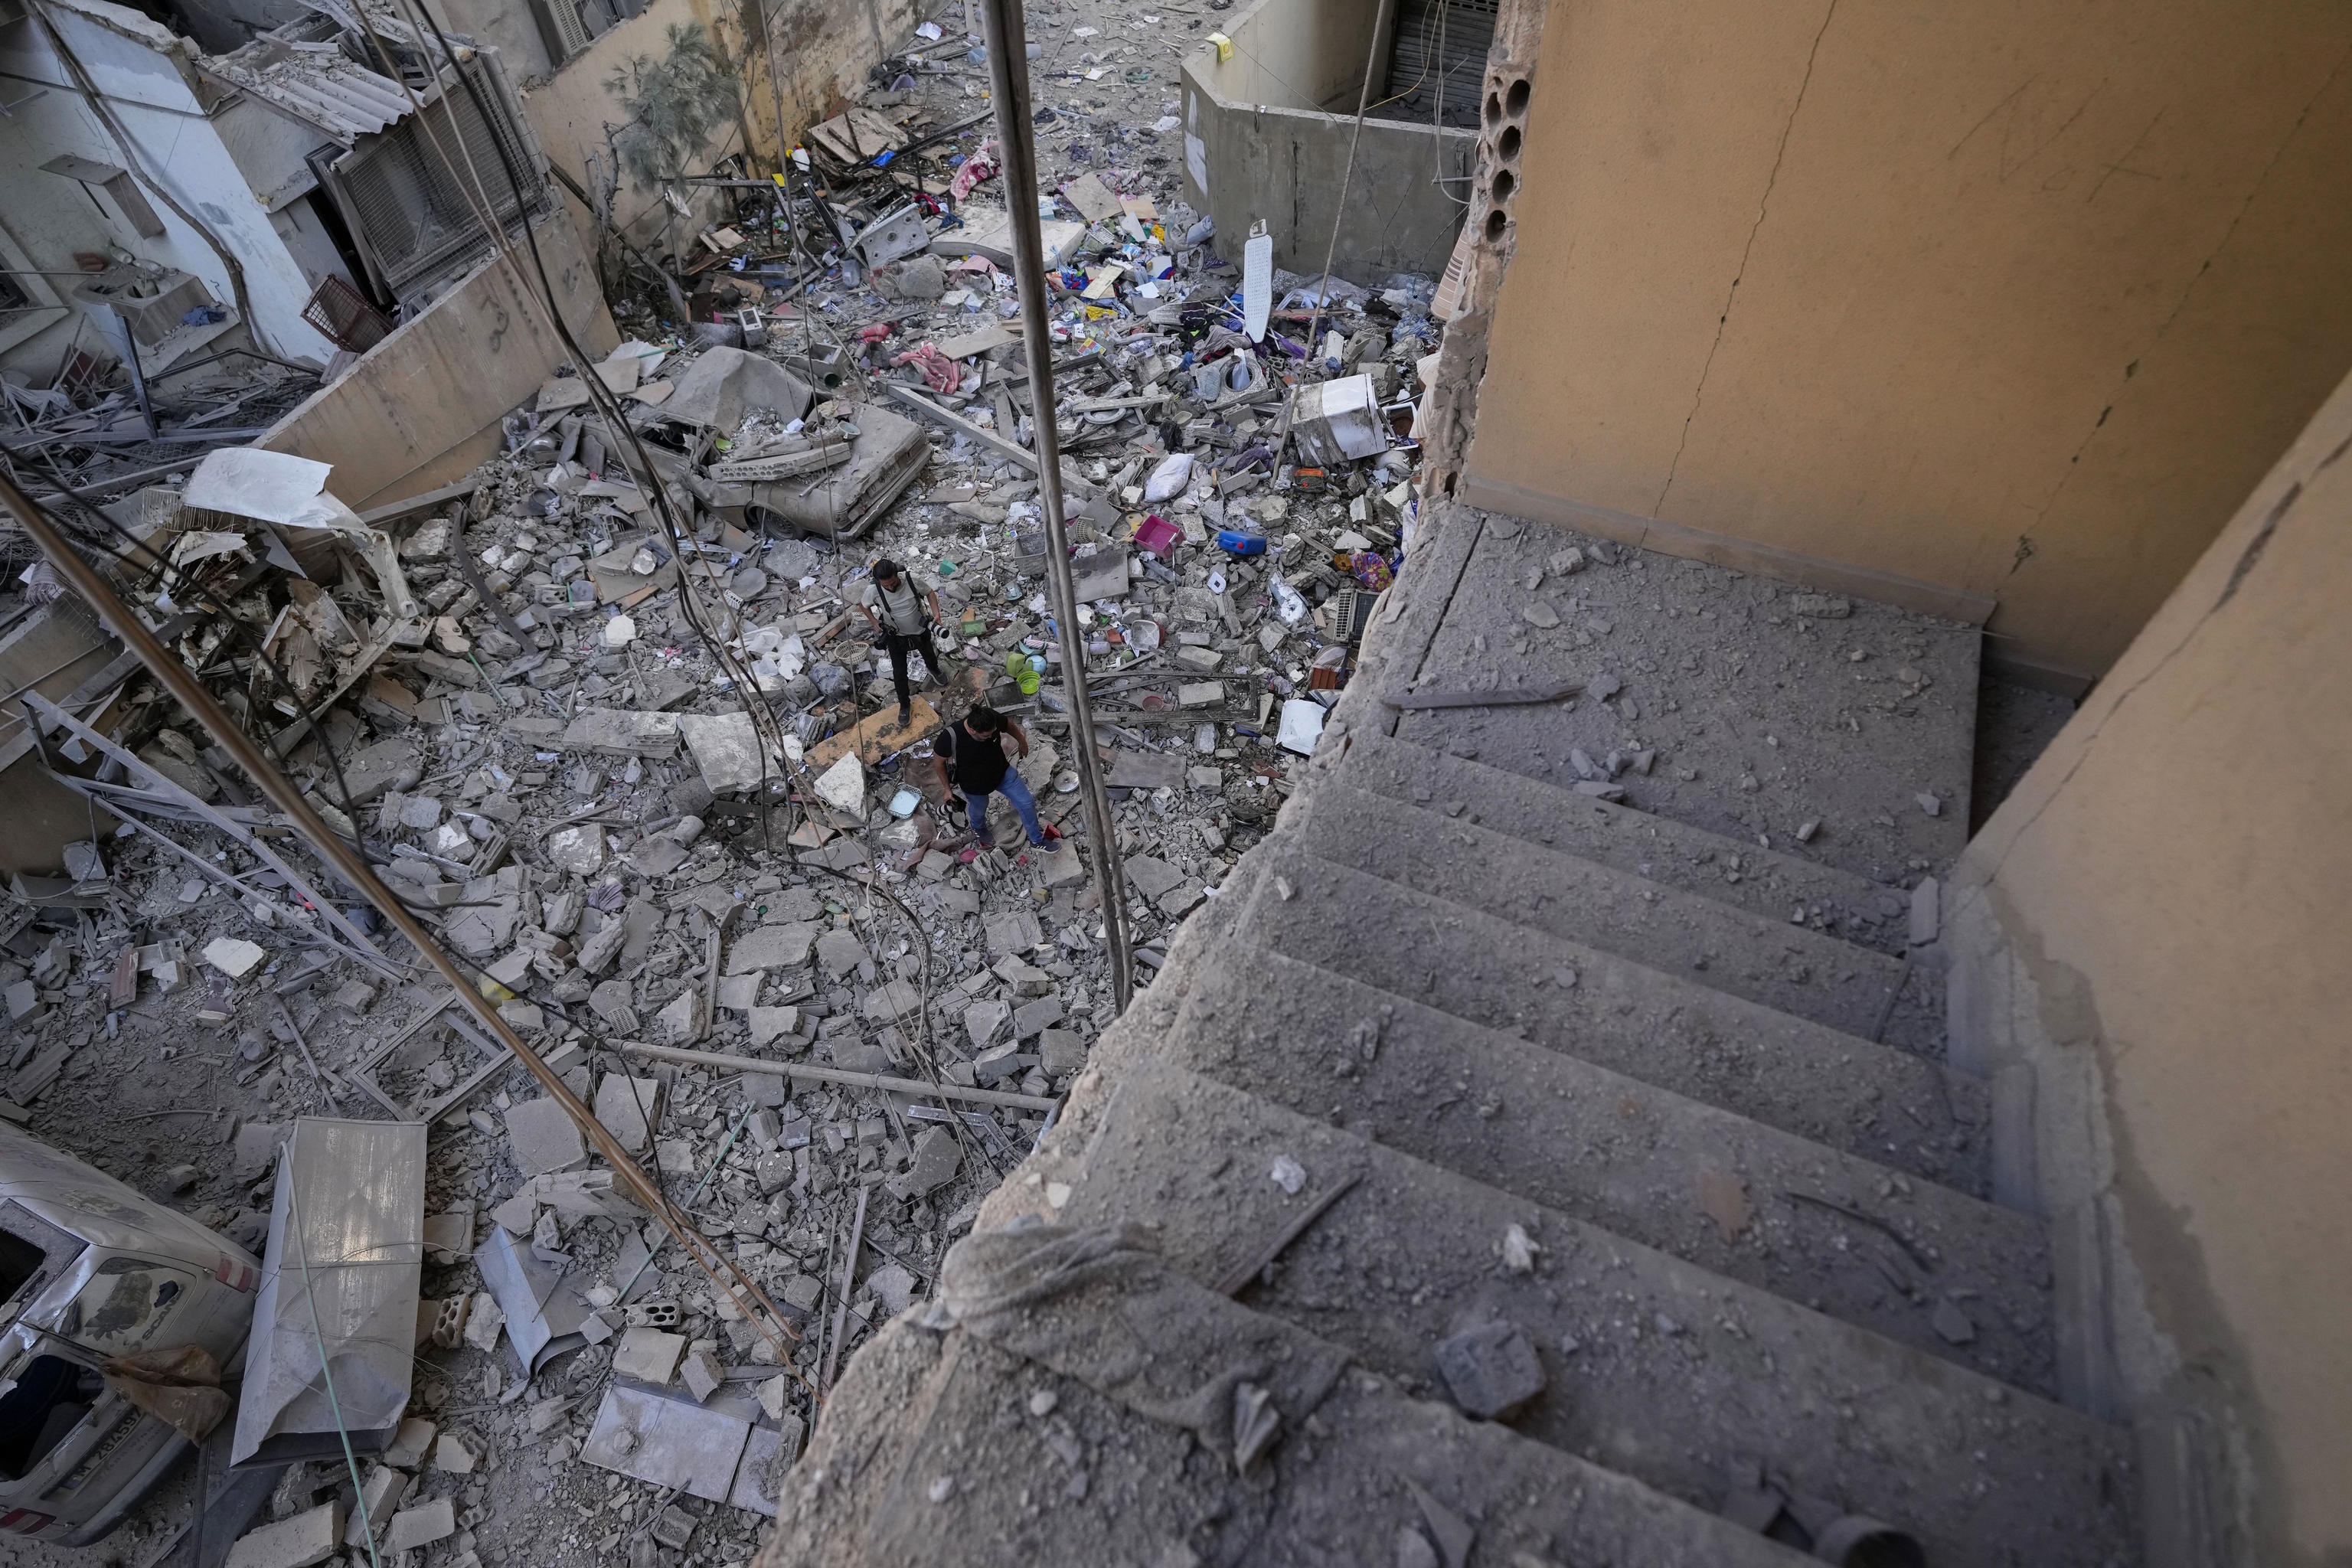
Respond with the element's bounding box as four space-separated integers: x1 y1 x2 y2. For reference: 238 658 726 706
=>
1501 1223 1538 1274
1932 1298 1977 1345
679 1344 724 1403
1433 1319 1546 1420
225 1500 344 1568
202 937 266 979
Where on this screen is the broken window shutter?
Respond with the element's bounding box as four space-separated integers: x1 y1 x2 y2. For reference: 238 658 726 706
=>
322 53 548 303
528 0 596 64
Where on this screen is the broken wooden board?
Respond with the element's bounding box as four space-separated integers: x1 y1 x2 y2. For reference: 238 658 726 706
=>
933 319 1021 361
805 696 939 772
1060 172 1122 223
808 106 907 166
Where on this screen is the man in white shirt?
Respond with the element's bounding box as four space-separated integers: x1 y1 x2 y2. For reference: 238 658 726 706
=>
854 558 944 727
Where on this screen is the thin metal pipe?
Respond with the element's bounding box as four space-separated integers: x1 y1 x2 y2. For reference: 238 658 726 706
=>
0 469 810 1377
977 0 1135 1009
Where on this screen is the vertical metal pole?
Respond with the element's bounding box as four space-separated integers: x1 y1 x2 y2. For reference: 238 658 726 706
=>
977 0 1135 1010
750 0 793 181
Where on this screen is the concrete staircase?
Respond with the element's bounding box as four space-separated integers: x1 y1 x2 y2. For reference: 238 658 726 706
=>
760 522 2141 1567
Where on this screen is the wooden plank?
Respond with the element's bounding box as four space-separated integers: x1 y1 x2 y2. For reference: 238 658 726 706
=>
805 696 941 772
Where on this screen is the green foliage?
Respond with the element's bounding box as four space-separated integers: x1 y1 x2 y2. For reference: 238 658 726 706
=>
606 22 741 191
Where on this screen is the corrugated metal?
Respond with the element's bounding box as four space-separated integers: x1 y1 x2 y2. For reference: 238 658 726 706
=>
1382 0 1497 129
201 50 414 144
330 54 547 299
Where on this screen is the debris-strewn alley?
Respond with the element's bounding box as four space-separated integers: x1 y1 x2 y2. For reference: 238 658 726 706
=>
2 0 1468 1563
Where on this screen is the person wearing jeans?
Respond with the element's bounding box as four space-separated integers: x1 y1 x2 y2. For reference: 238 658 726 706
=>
855 557 942 727
933 705 1061 851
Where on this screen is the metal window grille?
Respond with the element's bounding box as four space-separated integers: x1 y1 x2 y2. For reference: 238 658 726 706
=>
1383 0 1498 128
322 54 548 302
299 273 393 352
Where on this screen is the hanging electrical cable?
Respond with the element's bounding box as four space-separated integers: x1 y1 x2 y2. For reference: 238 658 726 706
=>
332 2 1010 1214
345 4 795 833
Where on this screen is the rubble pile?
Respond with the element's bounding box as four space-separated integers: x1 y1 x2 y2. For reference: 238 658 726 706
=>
0 7 1455 1566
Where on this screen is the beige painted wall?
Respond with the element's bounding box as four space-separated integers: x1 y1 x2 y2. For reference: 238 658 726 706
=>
1188 0 1392 113
1463 0 2352 682
260 209 617 512
1951 367 2352 1560
517 0 920 243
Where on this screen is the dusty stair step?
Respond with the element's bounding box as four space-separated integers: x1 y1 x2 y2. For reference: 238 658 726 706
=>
1236 844 1990 1194
1331 728 1916 955
1383 511 1981 884
1018 1058 2137 1568
1125 942 2054 1394
1283 782 1912 1039
773 1285 1814 1567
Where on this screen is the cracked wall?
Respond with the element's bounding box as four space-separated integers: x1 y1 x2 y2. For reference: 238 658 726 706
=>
1458 0 2352 685
1948 361 2352 1565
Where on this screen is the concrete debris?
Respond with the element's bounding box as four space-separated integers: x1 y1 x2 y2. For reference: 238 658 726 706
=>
385 1496 456 1552
0 4 1459 1557
202 937 266 979
224 1500 345 1568
1501 1223 1539 1274
383 1416 438 1469
346 1465 409 1547
1433 1320 1548 1421
613 1325 687 1386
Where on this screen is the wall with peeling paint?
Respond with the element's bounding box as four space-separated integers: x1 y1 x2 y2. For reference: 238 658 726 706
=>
1461 0 2352 684
1947 364 2352 1563
511 0 919 245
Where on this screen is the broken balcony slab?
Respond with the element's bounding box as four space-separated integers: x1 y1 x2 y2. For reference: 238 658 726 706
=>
561 708 685 757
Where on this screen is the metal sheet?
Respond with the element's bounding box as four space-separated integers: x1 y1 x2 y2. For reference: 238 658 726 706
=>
231 1119 425 1468
198 51 416 143
473 1225 594 1374
580 1383 752 1503
727 1423 785 1517
182 447 334 527
1382 0 1498 129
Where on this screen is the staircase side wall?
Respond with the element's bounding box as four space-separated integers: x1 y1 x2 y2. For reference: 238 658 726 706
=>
1460 0 2352 687
1949 365 2352 1568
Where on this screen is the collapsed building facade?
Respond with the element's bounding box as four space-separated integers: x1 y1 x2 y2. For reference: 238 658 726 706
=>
0 0 2346 1566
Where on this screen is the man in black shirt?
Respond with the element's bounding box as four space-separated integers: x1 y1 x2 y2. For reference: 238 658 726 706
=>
932 705 1060 850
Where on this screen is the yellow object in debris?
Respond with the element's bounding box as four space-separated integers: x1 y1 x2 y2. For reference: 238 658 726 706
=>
1207 31 1233 61
478 977 515 1004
